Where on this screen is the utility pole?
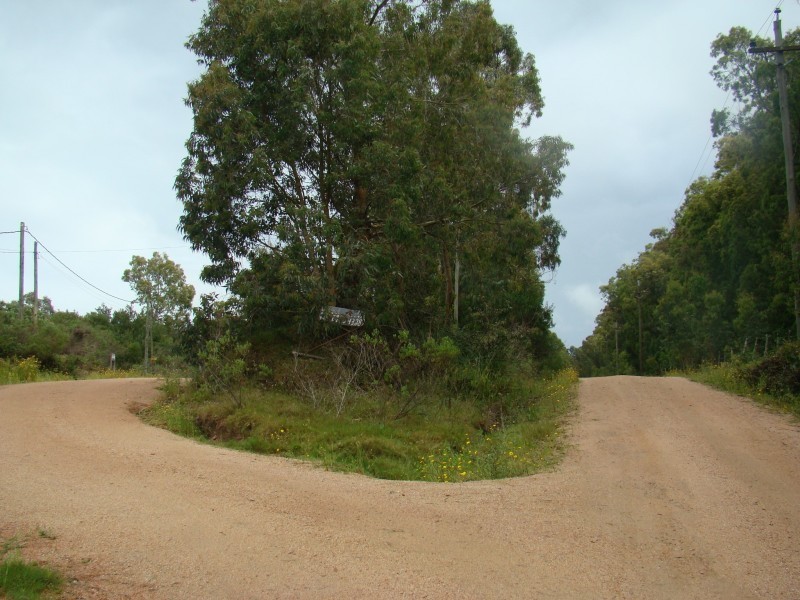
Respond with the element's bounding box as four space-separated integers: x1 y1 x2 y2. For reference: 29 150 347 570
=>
33 240 39 326
635 279 645 374
749 9 800 339
18 222 24 319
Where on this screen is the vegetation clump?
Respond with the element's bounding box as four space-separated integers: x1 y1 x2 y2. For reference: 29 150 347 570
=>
686 344 800 417
739 341 800 397
143 361 577 482
0 533 62 600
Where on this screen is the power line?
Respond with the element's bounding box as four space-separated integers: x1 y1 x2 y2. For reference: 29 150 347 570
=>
756 0 785 38
52 245 191 254
684 90 731 194
36 254 116 307
24 228 135 305
684 3 787 194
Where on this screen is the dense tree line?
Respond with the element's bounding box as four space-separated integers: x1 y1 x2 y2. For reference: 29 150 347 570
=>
176 0 571 370
573 25 800 376
0 254 194 375
0 296 142 373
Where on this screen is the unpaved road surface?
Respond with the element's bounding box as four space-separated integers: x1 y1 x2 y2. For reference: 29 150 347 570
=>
2 377 800 599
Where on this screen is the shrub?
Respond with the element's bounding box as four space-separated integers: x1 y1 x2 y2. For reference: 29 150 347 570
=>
195 334 251 406
0 356 41 385
739 341 800 396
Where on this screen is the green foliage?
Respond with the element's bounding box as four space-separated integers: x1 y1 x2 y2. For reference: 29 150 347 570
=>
419 367 577 481
574 23 800 376
123 253 195 372
144 366 578 481
0 295 191 377
286 330 464 419
0 559 62 600
176 0 570 367
195 333 251 407
123 253 195 324
686 350 800 417
739 341 800 397
0 534 62 600
0 356 41 384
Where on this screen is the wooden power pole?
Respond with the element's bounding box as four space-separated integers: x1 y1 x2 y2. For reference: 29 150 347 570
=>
750 9 800 339
33 240 39 326
18 221 24 318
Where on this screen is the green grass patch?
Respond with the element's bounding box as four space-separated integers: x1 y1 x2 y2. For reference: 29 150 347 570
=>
81 368 144 380
683 362 800 418
0 534 62 600
142 367 579 481
0 356 156 386
0 558 62 600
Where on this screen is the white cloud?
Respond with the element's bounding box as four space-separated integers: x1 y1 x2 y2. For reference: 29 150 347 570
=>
565 284 604 319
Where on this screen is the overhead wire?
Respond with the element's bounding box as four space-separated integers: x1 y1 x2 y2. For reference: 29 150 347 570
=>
23 228 136 305
36 253 117 308
52 245 192 254
756 0 784 38
683 2 786 194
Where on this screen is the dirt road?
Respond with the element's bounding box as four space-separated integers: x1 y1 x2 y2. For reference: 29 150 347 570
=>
2 376 799 599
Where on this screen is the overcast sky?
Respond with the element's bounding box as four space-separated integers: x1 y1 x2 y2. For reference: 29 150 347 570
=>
1 1 797 348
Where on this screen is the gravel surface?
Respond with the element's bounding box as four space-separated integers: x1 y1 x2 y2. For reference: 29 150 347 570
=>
2 376 799 599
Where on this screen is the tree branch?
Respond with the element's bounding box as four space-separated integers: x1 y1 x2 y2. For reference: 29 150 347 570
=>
369 0 390 26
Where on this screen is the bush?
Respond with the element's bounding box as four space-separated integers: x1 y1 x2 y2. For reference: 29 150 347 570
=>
195 334 251 406
0 356 41 385
739 341 800 396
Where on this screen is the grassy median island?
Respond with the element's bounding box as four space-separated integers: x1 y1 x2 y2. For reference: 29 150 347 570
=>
142 352 578 482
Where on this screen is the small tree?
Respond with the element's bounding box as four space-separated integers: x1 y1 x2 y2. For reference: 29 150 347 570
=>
123 253 195 372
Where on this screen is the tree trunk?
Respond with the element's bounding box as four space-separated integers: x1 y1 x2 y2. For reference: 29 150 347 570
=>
144 311 153 374
442 244 452 325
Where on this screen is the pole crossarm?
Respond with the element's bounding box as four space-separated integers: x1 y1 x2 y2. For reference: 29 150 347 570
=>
748 44 800 54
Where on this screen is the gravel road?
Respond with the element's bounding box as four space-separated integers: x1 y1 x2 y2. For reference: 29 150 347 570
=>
2 376 799 599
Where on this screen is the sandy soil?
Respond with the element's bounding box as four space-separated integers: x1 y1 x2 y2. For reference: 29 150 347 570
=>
2 376 799 599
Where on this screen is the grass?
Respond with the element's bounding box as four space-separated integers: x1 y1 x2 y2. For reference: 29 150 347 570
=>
683 362 800 418
0 534 62 600
82 368 144 380
0 559 62 600
141 367 579 482
0 355 155 386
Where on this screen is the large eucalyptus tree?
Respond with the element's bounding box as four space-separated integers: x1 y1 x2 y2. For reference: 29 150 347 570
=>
177 0 570 360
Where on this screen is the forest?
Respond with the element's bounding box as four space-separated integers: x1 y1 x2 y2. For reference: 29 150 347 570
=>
573 23 800 384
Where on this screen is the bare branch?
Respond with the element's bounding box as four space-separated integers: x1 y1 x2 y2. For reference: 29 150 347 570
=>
369 0 390 26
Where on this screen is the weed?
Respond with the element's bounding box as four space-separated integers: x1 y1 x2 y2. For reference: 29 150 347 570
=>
0 357 41 385
686 361 800 418
0 536 24 559
0 533 61 600
144 366 578 482
36 529 56 541
0 558 62 600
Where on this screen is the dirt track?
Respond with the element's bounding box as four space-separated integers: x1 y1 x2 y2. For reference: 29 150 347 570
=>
2 376 800 599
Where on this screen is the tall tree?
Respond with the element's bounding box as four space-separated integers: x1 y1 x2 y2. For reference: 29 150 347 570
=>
176 0 570 361
574 24 800 376
123 253 195 371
